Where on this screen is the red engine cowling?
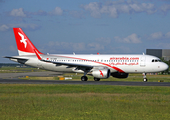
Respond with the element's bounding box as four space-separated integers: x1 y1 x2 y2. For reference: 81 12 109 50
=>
92 69 110 79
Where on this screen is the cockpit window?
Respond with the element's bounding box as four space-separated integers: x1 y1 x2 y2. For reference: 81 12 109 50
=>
158 59 162 62
152 59 162 62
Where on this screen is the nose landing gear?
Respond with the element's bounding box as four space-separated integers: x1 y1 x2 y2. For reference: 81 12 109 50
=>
143 73 147 82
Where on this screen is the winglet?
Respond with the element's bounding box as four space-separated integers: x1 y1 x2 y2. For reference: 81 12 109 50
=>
34 49 42 60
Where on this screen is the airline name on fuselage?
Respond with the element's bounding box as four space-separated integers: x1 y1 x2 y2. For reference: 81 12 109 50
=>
110 57 139 60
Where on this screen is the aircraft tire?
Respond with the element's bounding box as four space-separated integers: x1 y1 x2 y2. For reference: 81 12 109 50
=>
94 77 100 81
143 78 148 82
81 76 88 81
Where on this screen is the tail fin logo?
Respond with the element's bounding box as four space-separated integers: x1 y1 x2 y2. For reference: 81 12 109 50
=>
18 32 27 48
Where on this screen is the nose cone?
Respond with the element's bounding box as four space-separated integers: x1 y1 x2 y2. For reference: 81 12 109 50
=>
162 63 169 71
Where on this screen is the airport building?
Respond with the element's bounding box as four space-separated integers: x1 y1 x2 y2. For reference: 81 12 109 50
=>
146 49 170 61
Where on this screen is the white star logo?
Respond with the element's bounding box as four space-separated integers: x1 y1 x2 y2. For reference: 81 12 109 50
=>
18 32 27 48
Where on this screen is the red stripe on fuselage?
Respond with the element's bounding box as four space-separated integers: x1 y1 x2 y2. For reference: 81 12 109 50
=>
48 55 125 73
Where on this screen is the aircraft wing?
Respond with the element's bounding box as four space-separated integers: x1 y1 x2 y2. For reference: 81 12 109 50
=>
41 59 93 69
34 49 93 70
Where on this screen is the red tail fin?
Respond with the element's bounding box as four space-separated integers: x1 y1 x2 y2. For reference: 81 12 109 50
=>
13 28 43 55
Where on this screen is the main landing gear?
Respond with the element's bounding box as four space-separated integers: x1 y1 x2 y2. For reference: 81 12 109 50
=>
143 73 148 82
94 77 100 81
81 71 89 81
81 69 101 81
81 76 101 81
81 76 88 81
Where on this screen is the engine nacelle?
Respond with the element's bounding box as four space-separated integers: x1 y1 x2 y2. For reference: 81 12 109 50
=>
92 69 110 79
111 72 129 78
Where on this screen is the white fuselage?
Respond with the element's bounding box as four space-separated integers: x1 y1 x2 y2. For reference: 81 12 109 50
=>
10 54 168 74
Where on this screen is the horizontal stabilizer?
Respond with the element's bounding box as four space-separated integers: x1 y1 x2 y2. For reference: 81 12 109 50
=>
4 56 28 64
3 56 28 60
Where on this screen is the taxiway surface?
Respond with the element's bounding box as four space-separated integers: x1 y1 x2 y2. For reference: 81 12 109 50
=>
0 71 62 79
0 79 170 86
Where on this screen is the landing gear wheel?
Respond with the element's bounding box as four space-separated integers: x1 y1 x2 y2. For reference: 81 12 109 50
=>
143 73 147 82
143 78 147 82
81 76 88 81
94 77 100 81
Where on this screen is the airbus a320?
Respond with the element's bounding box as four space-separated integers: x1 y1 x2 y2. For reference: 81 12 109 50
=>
4 28 169 82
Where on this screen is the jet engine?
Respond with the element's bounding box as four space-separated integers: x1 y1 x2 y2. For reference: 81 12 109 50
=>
92 69 110 79
111 72 129 78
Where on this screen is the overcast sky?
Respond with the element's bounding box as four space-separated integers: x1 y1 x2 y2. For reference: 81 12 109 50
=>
1 0 170 63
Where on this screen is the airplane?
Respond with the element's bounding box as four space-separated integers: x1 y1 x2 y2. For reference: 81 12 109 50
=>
4 28 169 82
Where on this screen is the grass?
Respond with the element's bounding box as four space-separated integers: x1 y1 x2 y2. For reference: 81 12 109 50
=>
0 84 170 120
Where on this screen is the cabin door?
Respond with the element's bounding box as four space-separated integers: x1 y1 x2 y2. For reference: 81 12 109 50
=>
140 57 146 67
